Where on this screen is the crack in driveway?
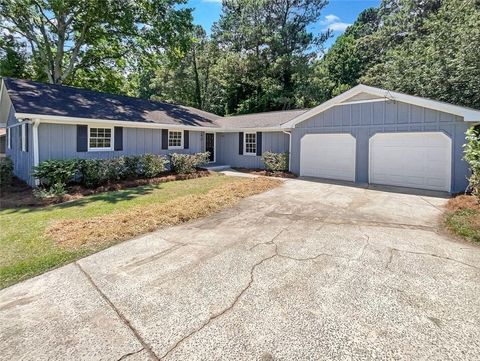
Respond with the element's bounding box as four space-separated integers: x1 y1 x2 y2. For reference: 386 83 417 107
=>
75 262 159 361
388 248 480 271
117 348 145 361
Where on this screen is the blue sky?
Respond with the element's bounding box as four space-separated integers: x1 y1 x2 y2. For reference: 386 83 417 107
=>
186 0 381 48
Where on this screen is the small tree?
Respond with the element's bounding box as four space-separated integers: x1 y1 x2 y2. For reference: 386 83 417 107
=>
464 126 480 199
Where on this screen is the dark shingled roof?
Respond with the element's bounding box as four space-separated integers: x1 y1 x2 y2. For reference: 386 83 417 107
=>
3 77 309 129
216 109 309 128
3 77 221 127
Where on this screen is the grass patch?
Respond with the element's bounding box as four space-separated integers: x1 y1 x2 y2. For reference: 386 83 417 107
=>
444 195 480 243
0 174 281 289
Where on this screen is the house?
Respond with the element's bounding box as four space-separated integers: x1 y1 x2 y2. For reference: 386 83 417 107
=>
1 77 479 193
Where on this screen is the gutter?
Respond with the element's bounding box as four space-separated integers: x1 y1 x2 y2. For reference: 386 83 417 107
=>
32 119 40 186
282 130 292 172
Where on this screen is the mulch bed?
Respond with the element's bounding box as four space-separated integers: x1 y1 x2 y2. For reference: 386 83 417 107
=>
0 170 211 209
232 167 297 178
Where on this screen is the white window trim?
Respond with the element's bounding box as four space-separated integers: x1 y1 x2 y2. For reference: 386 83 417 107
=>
87 125 114 152
168 130 184 150
7 128 11 149
21 123 27 152
243 132 257 156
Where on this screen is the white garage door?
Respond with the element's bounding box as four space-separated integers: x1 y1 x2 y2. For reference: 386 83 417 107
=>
300 134 356 181
369 132 451 192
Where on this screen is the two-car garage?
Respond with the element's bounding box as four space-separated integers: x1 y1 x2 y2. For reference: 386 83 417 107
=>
289 86 477 194
300 132 452 192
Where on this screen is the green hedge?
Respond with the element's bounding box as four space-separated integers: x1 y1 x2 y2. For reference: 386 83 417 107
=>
0 157 13 187
464 127 480 198
170 152 210 174
261 151 289 172
32 153 211 191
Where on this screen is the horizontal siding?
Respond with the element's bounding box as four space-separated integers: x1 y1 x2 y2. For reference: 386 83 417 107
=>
216 131 289 169
38 124 204 162
292 100 471 193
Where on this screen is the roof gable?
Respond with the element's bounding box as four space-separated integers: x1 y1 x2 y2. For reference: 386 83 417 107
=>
281 85 480 128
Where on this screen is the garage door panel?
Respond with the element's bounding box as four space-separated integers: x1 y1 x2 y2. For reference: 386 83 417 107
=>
369 132 451 192
300 134 356 182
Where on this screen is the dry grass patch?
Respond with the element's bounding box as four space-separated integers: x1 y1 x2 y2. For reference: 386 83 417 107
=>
47 177 282 249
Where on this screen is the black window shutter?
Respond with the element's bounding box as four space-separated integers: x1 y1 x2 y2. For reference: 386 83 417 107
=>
162 129 168 150
25 124 29 152
256 132 262 156
114 127 123 151
184 130 189 149
239 132 244 155
77 125 88 152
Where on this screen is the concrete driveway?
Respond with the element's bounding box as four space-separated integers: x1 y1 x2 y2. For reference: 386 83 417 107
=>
1 177 479 360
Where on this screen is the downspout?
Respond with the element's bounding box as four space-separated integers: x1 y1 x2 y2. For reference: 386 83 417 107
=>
32 119 40 186
282 130 292 172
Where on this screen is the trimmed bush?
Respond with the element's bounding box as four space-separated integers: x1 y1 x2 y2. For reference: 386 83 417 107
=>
464 126 480 199
78 159 108 188
0 157 14 187
32 159 78 188
170 152 209 174
0 157 13 187
139 154 169 178
261 151 289 172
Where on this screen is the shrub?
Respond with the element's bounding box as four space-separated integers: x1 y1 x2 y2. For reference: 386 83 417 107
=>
139 154 169 178
124 155 141 179
78 159 107 188
262 151 289 172
464 127 480 199
0 157 13 187
33 182 67 200
32 159 78 188
170 152 209 174
103 157 127 182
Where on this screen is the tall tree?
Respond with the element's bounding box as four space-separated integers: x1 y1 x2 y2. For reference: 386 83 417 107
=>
211 0 330 114
0 34 30 78
0 0 194 92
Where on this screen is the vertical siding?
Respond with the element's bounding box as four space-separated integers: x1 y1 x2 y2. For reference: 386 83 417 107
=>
38 124 204 162
216 131 289 168
291 100 471 193
5 108 35 185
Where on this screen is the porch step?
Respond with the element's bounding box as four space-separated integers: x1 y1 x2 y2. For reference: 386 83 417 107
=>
204 164 232 171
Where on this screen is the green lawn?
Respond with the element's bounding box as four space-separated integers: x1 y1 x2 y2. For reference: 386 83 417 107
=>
0 174 245 289
445 209 480 243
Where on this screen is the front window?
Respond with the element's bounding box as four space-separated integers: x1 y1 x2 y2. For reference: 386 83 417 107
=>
168 130 183 149
244 132 257 155
89 127 112 150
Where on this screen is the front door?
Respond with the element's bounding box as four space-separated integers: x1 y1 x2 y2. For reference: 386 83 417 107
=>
206 133 215 162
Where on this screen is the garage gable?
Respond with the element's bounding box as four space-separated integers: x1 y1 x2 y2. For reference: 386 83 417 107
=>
282 85 480 128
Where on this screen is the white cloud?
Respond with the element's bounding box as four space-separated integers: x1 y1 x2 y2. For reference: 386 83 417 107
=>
320 14 351 32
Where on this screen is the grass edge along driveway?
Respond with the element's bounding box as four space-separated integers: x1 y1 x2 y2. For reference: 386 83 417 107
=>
0 174 281 289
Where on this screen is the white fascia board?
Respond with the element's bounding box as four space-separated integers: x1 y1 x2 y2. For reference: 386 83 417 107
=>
281 84 480 128
15 113 219 131
281 85 367 128
358 85 480 122
15 113 292 132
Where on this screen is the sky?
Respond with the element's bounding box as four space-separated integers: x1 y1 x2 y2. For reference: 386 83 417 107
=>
186 0 381 49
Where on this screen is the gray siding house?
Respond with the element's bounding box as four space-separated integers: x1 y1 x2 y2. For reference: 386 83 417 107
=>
1 77 479 194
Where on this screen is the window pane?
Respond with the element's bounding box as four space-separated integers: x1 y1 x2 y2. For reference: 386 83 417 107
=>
89 128 112 149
